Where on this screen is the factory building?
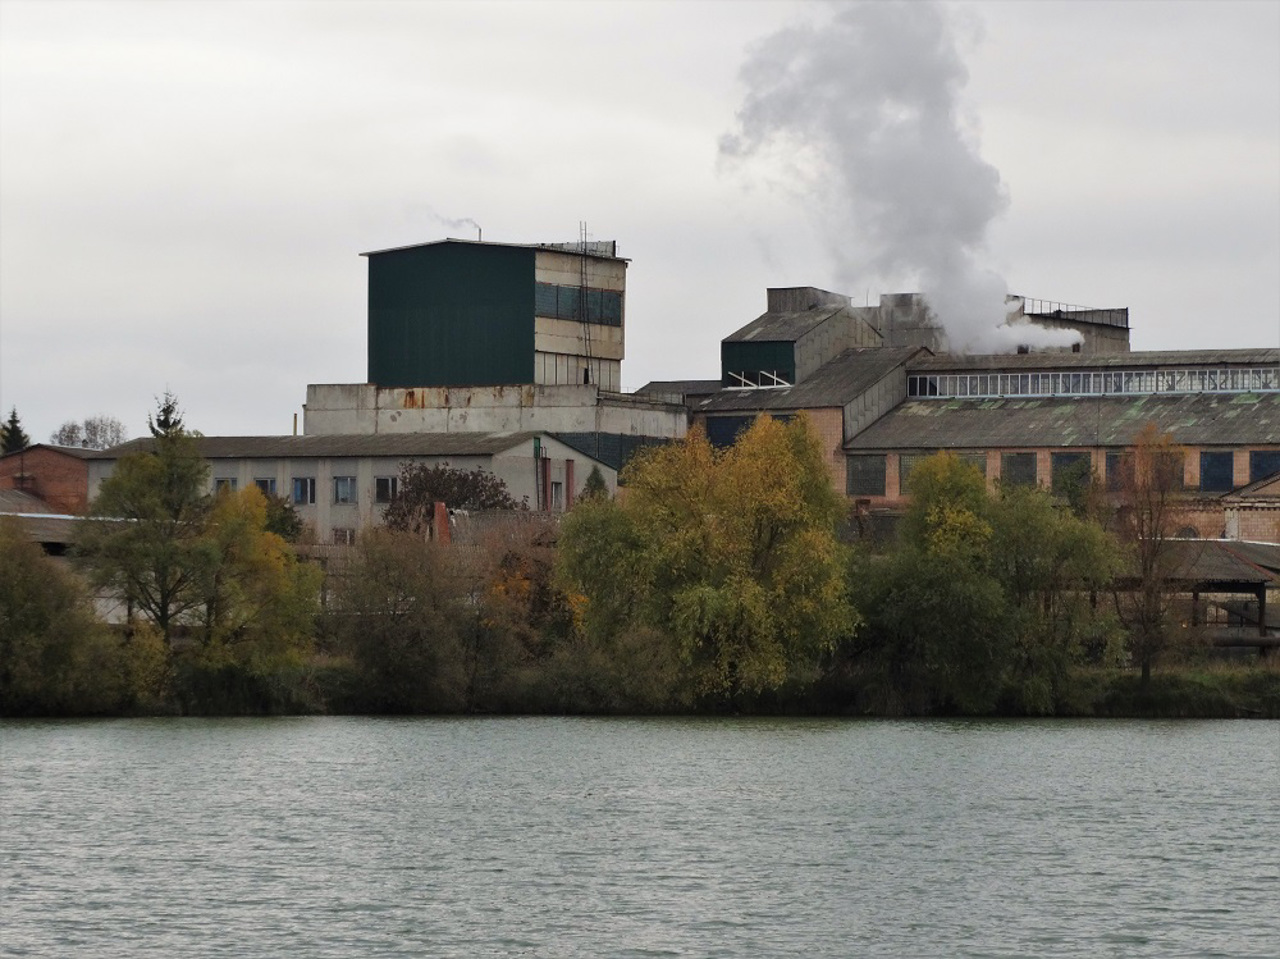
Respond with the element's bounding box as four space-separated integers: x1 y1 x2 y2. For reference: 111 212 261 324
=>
669 285 1279 541
87 432 614 545
305 238 688 472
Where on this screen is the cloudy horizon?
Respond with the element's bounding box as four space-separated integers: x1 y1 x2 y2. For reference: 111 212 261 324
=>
2 0 1277 444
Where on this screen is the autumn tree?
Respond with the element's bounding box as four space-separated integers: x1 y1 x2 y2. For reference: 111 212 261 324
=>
196 486 321 659
383 463 525 534
559 414 857 701
78 413 211 644
0 518 128 715
1 407 30 453
1110 423 1187 684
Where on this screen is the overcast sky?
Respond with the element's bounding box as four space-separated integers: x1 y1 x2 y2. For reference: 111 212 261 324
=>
2 0 1277 443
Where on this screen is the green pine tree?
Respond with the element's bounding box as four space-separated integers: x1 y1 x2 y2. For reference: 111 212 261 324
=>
1 408 31 454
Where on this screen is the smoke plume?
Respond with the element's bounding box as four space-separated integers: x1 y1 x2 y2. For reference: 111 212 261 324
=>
722 1 1069 352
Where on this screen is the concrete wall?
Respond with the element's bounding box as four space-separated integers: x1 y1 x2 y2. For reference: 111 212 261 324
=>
87 437 616 544
533 249 626 389
304 383 687 439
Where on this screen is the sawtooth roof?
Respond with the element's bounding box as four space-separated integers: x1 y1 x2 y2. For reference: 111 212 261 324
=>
909 348 1279 373
92 432 565 461
698 347 923 413
846 392 1280 451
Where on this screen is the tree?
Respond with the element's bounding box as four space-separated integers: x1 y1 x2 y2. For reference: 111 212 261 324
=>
581 464 609 501
1111 423 1186 684
1 407 30 453
332 529 472 712
559 414 857 700
51 415 128 450
383 463 525 534
195 486 320 658
148 390 184 439
0 517 127 715
77 427 211 644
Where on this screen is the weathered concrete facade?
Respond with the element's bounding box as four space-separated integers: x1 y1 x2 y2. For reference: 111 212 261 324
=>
533 246 626 391
304 383 687 441
88 433 614 544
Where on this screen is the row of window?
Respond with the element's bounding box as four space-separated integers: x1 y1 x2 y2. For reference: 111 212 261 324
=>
534 282 623 326
906 367 1279 399
847 450 1280 497
213 476 399 506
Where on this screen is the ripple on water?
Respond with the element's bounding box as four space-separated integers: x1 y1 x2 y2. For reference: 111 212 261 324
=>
1 717 1278 958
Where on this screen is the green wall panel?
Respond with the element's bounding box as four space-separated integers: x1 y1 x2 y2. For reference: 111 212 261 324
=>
720 341 796 387
367 243 535 387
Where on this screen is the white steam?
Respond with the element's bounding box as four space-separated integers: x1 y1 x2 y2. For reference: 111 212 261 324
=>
722 0 1046 353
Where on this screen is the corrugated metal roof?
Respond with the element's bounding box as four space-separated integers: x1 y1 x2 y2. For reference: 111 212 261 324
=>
846 392 1280 450
909 348 1279 373
698 347 922 413
1160 540 1280 586
0 443 98 462
92 432 559 461
634 380 722 399
723 306 848 344
0 488 59 513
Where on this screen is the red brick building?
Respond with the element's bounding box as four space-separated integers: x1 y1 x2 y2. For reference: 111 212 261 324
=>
0 444 94 514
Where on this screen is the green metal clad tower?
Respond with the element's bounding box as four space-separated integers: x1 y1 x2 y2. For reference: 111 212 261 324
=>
364 241 537 388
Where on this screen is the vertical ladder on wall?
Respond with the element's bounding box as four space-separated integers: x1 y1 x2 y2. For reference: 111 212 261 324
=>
578 220 595 386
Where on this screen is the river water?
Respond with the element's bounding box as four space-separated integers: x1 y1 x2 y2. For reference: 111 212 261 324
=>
1 717 1276 958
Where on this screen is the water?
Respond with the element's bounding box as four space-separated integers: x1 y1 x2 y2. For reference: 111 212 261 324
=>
1 717 1277 958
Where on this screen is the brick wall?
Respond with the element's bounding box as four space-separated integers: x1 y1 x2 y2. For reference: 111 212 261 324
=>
0 448 90 513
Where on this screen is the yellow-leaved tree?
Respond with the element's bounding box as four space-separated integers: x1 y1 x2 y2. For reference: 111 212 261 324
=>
559 413 858 701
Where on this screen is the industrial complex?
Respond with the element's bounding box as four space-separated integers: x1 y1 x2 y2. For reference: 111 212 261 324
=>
5 235 1279 547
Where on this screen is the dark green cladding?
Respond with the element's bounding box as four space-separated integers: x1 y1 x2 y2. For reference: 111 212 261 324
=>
367 243 535 388
720 341 796 387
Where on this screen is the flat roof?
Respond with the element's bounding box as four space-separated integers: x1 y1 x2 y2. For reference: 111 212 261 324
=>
358 238 628 262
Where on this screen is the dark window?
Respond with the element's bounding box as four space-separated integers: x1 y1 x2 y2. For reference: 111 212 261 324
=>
705 416 754 449
1250 450 1280 483
1051 452 1092 495
1106 452 1132 492
704 414 791 449
958 452 988 478
292 477 316 505
214 477 237 493
254 478 276 496
332 528 356 546
898 453 933 494
334 476 357 505
375 476 398 504
1155 452 1185 491
1001 452 1037 487
1199 452 1234 493
534 282 623 327
846 455 886 497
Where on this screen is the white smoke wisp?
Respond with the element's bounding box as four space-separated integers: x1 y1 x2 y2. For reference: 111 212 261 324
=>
721 0 1018 352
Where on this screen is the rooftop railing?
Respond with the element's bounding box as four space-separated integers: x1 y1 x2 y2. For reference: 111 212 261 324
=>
907 367 1280 400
